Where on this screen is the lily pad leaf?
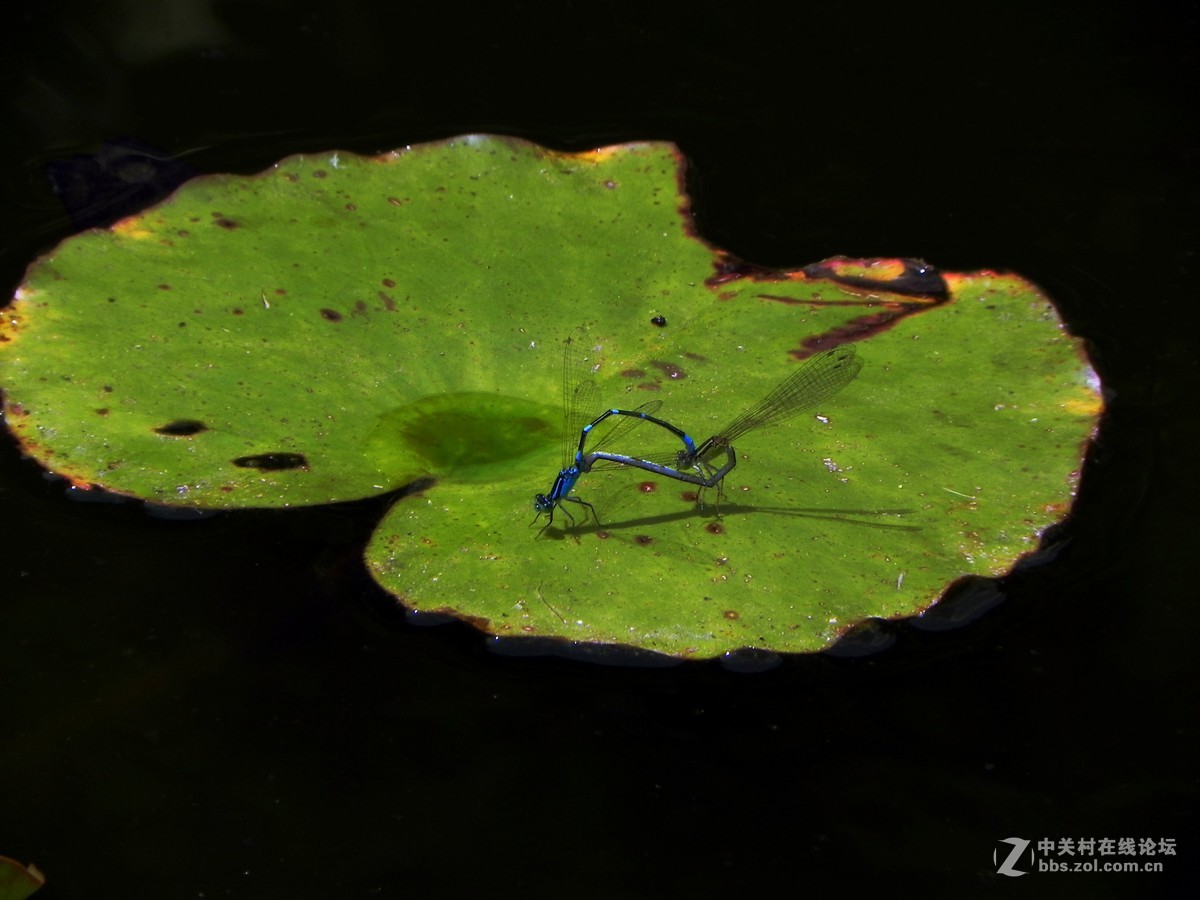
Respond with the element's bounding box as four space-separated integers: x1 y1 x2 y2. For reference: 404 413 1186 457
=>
0 135 1101 658
0 856 44 900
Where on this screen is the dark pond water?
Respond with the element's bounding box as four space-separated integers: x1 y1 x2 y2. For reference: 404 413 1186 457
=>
2 2 1195 897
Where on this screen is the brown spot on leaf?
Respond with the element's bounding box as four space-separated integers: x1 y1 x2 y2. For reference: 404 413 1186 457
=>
649 360 685 380
320 308 343 322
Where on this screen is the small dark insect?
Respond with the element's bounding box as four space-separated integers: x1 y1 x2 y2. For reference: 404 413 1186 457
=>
650 315 667 327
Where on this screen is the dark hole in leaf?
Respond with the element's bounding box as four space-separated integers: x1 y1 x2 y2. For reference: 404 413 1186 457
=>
154 419 207 436
232 452 309 470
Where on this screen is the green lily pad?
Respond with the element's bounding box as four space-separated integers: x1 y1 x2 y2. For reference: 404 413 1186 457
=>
0 135 1100 658
0 856 44 900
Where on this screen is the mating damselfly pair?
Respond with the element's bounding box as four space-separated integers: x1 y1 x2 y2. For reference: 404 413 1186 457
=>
532 328 863 536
